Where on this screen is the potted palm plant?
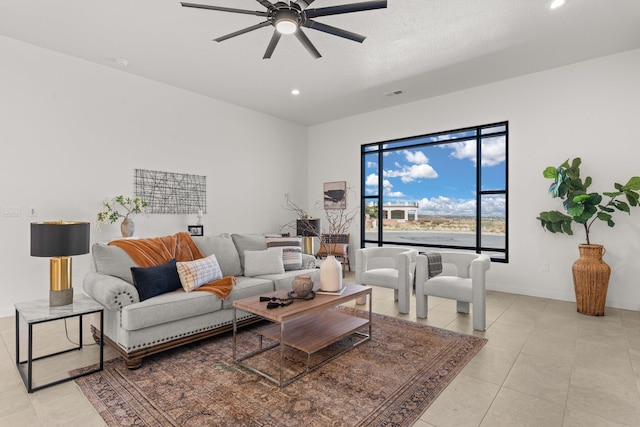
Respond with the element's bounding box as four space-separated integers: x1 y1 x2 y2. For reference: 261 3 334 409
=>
537 158 640 315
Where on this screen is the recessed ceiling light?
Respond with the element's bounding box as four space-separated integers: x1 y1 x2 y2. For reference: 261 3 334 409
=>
115 58 129 67
550 0 565 10
291 89 300 95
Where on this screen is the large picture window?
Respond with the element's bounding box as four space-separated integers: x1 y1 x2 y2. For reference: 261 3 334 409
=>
361 122 508 262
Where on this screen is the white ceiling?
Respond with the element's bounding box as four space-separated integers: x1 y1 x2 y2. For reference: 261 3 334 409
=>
1 0 639 125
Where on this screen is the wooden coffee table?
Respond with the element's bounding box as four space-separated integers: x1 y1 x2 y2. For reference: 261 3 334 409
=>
232 283 372 387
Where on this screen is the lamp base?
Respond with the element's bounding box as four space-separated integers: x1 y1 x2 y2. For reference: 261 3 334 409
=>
50 288 73 307
302 236 314 255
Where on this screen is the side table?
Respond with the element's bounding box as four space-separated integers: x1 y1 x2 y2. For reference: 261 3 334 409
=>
15 294 104 393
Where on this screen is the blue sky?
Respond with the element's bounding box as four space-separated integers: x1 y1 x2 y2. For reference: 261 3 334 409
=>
365 136 506 217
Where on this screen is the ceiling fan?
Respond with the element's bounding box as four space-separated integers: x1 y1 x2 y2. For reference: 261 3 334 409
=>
180 0 387 59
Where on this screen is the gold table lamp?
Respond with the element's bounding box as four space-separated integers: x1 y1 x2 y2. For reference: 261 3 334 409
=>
30 221 90 306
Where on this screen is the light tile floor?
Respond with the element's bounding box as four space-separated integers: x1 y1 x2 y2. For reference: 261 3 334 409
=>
1 272 640 426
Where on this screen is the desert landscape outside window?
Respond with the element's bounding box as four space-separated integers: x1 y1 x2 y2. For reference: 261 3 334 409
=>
361 122 508 262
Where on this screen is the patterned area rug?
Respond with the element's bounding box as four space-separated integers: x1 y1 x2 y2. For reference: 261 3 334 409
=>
76 307 486 427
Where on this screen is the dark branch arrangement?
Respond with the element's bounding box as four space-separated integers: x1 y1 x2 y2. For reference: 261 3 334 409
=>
282 188 358 256
317 194 358 238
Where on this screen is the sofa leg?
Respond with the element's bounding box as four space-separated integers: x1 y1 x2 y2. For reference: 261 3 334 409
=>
125 357 142 370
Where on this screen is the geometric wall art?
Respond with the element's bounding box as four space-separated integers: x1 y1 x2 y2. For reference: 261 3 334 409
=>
134 169 207 214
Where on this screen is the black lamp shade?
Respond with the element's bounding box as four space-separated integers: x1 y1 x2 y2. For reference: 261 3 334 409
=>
31 222 90 257
297 218 320 237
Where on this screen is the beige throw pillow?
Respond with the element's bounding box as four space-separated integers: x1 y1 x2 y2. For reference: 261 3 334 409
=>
176 254 223 292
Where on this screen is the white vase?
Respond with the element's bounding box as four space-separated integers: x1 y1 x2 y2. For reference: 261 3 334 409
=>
320 255 342 292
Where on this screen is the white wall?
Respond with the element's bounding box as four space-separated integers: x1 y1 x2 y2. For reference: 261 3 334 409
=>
0 36 308 316
307 49 640 311
2 34 638 316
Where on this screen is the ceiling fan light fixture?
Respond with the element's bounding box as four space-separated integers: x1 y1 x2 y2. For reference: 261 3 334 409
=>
276 18 298 34
182 0 389 58
274 8 300 34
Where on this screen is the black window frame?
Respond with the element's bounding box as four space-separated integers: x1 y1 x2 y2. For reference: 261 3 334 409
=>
360 121 508 263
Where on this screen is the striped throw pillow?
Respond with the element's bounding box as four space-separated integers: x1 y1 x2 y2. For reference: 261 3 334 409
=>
265 236 303 271
176 254 223 292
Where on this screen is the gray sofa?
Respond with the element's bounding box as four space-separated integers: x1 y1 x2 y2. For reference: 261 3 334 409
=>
83 233 319 369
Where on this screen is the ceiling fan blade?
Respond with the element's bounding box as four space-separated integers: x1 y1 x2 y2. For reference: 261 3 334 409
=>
181 2 268 17
255 0 276 12
302 20 366 43
305 1 387 18
263 30 282 59
295 29 322 59
214 21 272 42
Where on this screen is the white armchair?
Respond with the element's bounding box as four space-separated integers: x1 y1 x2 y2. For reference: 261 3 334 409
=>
355 247 418 314
415 252 491 331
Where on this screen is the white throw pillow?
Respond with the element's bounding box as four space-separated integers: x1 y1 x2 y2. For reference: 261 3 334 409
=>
176 254 223 292
243 248 285 277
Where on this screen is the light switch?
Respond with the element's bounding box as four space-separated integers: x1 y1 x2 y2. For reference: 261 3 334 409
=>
2 207 21 217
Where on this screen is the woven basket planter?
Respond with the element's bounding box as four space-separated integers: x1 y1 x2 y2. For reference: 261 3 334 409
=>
572 244 611 316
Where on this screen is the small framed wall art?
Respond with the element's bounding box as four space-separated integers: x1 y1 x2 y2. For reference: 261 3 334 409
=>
188 225 204 236
323 181 347 210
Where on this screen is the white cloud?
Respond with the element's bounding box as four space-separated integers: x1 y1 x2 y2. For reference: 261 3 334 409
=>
481 195 506 216
384 163 438 184
383 179 404 197
481 137 506 166
404 150 428 164
405 164 437 182
386 191 405 197
367 161 377 168
416 195 506 216
449 141 476 163
418 196 476 216
449 136 505 167
365 173 404 197
365 173 378 187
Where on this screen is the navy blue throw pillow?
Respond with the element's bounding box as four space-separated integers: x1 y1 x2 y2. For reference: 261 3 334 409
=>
130 259 182 301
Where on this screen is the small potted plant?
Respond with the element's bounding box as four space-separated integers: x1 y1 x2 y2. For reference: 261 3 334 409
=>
537 158 640 315
96 195 149 237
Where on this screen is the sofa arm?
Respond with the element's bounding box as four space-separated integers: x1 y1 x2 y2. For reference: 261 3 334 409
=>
301 253 316 269
83 272 140 311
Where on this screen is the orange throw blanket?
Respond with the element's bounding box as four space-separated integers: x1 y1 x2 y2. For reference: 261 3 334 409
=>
192 277 236 299
110 232 235 300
